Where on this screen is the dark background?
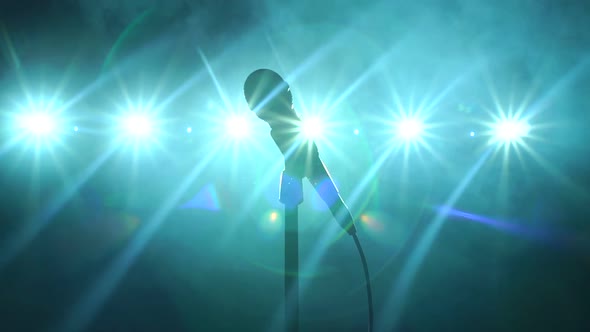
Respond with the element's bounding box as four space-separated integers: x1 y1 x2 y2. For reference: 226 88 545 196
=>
1 1 589 331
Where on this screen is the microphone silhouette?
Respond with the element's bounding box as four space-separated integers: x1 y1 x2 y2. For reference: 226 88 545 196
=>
244 69 356 235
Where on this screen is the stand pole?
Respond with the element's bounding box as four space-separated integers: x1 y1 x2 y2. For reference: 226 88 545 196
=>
284 207 299 332
279 171 303 332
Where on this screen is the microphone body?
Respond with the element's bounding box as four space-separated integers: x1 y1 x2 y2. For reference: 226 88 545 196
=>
243 68 356 235
269 115 357 235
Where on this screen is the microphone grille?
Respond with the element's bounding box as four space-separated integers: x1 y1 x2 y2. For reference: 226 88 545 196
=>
244 69 291 111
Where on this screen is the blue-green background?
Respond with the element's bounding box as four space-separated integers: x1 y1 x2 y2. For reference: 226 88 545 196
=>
1 1 589 331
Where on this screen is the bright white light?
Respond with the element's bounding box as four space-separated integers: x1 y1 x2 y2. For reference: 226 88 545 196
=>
186 127 192 134
300 116 324 140
396 118 423 140
353 128 360 136
470 131 475 137
121 114 153 137
74 126 79 132
19 113 56 135
493 119 530 142
225 115 250 138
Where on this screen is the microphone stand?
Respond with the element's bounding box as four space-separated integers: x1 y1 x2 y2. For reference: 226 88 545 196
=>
244 69 373 331
279 171 303 332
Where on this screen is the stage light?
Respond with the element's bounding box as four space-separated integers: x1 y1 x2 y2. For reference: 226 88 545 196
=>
7 99 71 153
120 114 153 138
493 119 530 143
17 112 58 136
13 108 63 143
125 116 151 136
9 99 68 150
380 107 435 157
395 118 423 140
299 116 324 140
18 112 57 136
470 131 475 137
113 109 162 150
225 115 251 139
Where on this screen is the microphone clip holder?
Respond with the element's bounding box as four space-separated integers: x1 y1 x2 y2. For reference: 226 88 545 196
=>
279 171 304 208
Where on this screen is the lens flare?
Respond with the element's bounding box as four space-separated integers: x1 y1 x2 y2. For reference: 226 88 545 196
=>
258 210 282 237
225 115 251 139
299 116 324 140
10 99 67 149
493 119 530 143
121 114 153 137
357 210 412 248
18 113 57 135
179 183 221 211
482 98 535 151
269 211 278 223
360 213 384 231
396 118 423 140
112 103 163 156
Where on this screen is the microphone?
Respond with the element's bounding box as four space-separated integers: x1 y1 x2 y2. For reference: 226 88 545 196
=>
244 69 356 235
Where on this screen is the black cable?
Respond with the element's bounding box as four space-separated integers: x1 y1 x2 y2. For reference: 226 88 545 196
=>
352 233 374 332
